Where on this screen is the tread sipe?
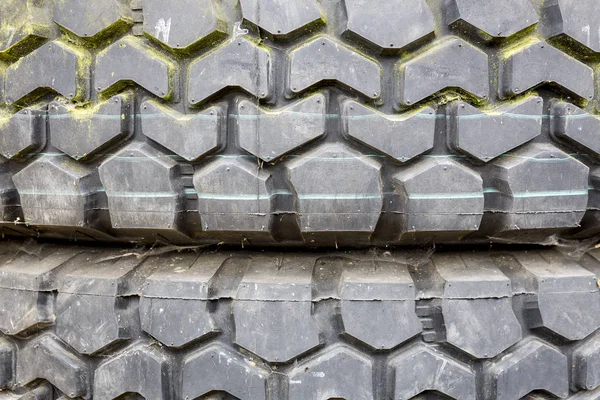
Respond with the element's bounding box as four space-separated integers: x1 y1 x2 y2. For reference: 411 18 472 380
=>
0 240 597 399
0 0 599 246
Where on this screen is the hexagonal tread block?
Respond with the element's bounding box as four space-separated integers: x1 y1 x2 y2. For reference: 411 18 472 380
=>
238 93 326 162
99 143 186 231
0 108 46 160
342 100 435 162
487 143 589 230
509 251 600 341
433 253 522 358
574 333 600 391
551 101 600 156
16 334 89 399
188 38 271 106
344 0 434 52
55 253 142 355
500 41 594 101
543 0 600 53
5 40 90 105
94 345 171 400
288 345 373 400
483 339 568 400
182 344 269 400
288 36 382 99
389 344 476 400
13 156 103 228
393 158 484 233
287 143 383 233
0 1 53 58
141 99 223 162
445 0 538 40
0 247 79 335
340 261 422 350
143 0 226 52
397 37 489 107
95 36 177 100
234 255 320 362
49 94 132 161
140 252 226 347
54 0 132 40
194 158 273 232
449 96 543 162
240 0 323 39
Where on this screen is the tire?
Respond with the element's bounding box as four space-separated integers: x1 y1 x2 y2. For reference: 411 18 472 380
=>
0 240 598 399
0 0 599 247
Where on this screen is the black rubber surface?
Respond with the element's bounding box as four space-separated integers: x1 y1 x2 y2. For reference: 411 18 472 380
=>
0 240 597 399
0 0 600 246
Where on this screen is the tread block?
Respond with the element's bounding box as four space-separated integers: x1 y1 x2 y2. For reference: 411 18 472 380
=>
49 94 133 161
487 143 589 230
483 339 568 400
449 96 543 162
397 37 489 106
573 333 600 391
0 287 52 336
142 0 226 51
141 100 223 162
238 93 326 162
389 344 476 400
500 41 594 100
240 0 323 39
0 108 46 161
95 37 177 100
288 344 373 400
392 158 484 233
234 255 319 362
288 36 382 99
99 143 186 231
0 247 80 335
0 337 14 388
342 100 435 162
193 158 273 232
344 0 434 52
287 143 383 233
340 261 422 350
0 1 52 58
140 253 224 347
13 156 104 228
550 101 600 157
543 0 600 53
5 40 90 104
140 298 213 348
433 254 522 358
16 334 89 399
182 344 269 400
511 251 600 340
188 38 271 106
445 0 538 39
55 254 141 354
54 0 132 40
94 345 171 400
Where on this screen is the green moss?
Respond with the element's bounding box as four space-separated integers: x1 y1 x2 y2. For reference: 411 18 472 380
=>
547 33 600 62
0 111 11 129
